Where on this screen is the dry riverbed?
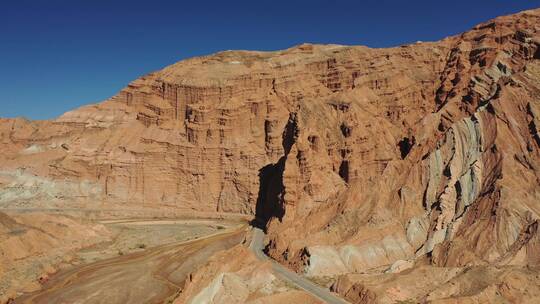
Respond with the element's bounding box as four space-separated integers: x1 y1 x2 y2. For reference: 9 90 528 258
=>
77 219 232 263
0 211 246 303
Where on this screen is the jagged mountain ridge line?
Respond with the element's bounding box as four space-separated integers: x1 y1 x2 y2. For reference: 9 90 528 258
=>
1 24 452 211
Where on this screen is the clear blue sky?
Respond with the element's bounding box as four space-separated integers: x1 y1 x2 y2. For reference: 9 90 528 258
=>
1 0 538 120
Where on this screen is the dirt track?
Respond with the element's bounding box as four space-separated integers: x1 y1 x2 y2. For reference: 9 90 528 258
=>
14 224 246 304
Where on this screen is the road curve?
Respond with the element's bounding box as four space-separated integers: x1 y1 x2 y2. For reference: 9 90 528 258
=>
249 227 350 304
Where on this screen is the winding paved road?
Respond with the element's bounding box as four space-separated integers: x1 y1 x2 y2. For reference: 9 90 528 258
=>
249 227 350 304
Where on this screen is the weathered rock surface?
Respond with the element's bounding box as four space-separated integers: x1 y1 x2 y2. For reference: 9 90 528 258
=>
261 8 540 303
1 8 540 304
175 245 322 304
331 264 540 303
263 8 540 276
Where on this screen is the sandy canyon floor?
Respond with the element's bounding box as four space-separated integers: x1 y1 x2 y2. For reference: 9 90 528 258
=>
2 211 324 304
0 209 247 303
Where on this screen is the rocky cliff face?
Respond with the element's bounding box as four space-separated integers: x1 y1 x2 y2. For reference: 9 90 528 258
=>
262 8 540 276
1 8 540 303
0 38 449 212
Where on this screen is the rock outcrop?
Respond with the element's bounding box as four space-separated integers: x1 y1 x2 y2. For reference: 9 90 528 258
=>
263 8 540 272
259 8 540 303
175 245 322 304
0 36 450 213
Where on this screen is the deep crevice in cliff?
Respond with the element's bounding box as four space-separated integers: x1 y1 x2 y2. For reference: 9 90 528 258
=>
526 103 540 148
338 160 349 183
252 113 298 230
253 159 286 230
398 136 415 159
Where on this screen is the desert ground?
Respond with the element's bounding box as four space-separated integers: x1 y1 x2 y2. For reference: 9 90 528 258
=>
0 209 247 303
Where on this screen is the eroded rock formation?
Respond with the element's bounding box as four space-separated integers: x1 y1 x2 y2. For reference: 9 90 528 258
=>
175 245 322 304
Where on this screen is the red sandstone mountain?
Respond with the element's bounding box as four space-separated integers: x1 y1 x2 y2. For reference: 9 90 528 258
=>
1 8 540 303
